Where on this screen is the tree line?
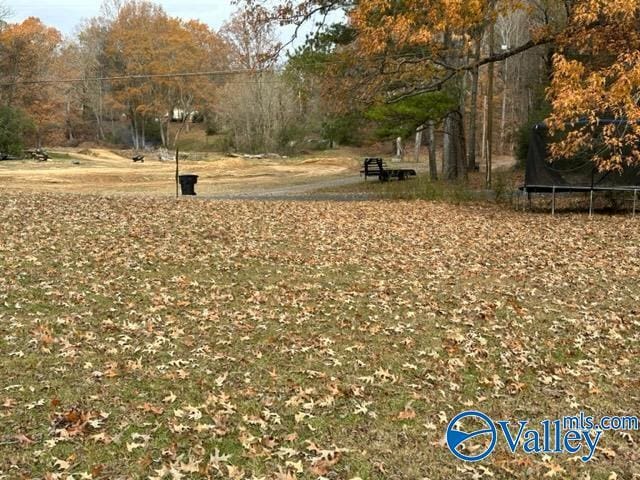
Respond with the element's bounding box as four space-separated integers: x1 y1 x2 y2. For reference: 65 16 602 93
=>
0 1 310 154
246 0 640 181
1 0 638 182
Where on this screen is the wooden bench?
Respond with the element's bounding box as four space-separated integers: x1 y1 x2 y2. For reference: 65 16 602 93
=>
360 157 417 181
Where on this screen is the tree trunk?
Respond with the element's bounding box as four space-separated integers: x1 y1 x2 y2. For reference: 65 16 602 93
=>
443 110 466 181
468 37 481 170
396 137 403 159
486 22 495 188
160 120 167 147
94 111 104 141
131 112 139 150
97 82 105 141
500 56 508 154
441 128 446 177
428 121 437 181
414 129 422 163
442 28 467 181
482 95 488 167
141 116 146 149
66 100 74 141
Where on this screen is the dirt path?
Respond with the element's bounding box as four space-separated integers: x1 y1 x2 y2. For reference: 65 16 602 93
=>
202 174 369 201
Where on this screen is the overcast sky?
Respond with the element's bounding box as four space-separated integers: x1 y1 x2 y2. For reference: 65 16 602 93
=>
5 1 236 36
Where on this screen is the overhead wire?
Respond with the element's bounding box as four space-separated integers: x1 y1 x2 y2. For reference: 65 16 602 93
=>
0 51 449 87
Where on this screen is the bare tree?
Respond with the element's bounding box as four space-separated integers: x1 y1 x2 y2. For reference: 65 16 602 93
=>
217 6 298 153
0 4 10 23
217 73 298 153
221 8 280 71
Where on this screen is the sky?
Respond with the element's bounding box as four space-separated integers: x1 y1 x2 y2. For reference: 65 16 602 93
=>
4 1 236 36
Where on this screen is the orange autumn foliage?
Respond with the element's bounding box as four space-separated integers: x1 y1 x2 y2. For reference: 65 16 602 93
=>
0 17 63 145
548 0 640 170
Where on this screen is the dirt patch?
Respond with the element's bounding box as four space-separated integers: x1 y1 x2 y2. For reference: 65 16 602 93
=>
0 148 360 196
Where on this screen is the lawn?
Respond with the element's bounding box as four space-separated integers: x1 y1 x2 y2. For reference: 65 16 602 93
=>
0 194 638 479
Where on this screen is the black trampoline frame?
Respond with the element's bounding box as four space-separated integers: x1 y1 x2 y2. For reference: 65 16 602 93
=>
518 185 639 216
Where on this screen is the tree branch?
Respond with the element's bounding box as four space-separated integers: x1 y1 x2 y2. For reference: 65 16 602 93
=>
386 71 458 103
465 35 554 71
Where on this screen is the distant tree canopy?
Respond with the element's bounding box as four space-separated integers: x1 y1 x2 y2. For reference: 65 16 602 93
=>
243 0 640 173
0 0 334 154
100 1 229 149
0 17 62 146
1 0 639 173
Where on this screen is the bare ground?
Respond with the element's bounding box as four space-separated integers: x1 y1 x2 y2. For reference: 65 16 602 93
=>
0 148 516 198
0 148 362 197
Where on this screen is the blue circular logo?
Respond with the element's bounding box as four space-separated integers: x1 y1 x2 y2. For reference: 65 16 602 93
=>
446 410 497 462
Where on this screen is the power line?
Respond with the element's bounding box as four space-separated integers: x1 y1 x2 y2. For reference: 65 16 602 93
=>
0 68 278 87
0 52 451 87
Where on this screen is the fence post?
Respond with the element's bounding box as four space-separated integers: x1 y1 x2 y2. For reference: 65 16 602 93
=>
551 186 556 216
589 190 594 218
634 189 637 217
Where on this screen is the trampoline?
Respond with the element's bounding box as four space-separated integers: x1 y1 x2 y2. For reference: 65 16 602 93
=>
520 120 640 215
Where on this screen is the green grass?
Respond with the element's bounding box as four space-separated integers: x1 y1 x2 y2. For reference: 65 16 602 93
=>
320 169 522 204
0 193 638 479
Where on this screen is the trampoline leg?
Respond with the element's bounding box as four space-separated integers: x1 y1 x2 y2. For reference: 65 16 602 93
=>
589 190 594 218
552 186 556 216
634 189 637 217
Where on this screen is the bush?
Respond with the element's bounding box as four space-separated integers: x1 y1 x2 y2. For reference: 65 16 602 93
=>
0 106 34 155
203 113 220 136
492 170 516 203
321 113 364 147
142 118 162 146
515 123 531 167
277 124 308 154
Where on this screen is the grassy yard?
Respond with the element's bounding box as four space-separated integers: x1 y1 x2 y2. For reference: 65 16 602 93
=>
0 194 638 479
318 168 523 204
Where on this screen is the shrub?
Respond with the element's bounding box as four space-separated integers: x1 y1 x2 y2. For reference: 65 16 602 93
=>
0 106 34 155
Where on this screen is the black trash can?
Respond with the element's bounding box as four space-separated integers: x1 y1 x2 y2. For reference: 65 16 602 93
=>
179 174 198 196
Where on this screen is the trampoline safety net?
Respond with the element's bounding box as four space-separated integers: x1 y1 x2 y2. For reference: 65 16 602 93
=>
525 121 640 192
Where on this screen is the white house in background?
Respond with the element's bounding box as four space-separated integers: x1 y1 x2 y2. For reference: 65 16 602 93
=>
170 108 198 122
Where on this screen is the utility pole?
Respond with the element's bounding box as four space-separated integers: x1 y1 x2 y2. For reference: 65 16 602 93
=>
175 147 180 199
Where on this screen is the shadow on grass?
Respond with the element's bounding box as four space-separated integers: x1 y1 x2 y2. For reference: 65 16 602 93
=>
318 169 524 204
